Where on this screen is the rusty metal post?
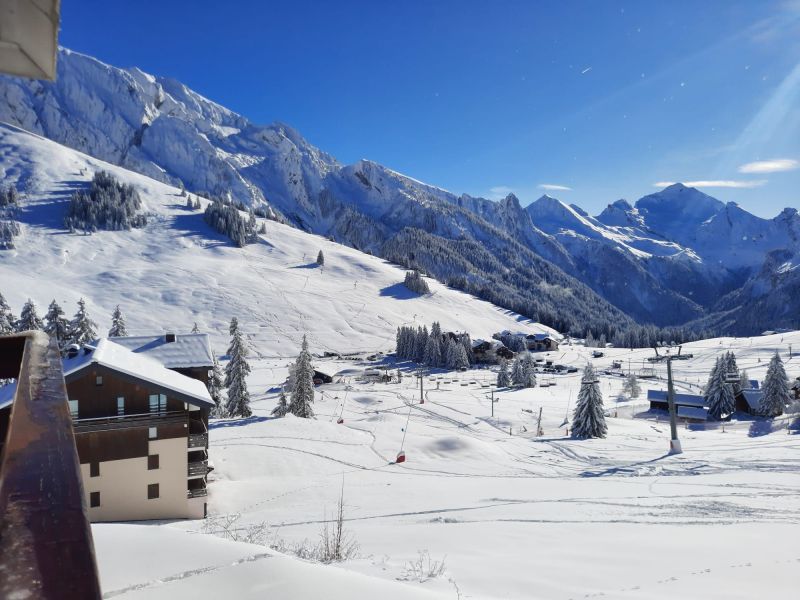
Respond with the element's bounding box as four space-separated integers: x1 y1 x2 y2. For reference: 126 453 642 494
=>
0 332 102 599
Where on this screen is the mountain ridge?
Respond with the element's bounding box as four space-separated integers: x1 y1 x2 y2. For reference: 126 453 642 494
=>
0 48 797 335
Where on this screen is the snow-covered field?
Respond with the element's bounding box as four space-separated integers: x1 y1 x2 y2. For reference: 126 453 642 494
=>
2 124 799 598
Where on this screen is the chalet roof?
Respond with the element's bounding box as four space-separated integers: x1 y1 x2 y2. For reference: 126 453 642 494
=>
647 389 705 408
107 333 214 369
738 389 763 411
677 406 708 420
526 333 555 342
63 339 214 408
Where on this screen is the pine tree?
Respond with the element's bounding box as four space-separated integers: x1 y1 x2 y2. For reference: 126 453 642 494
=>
511 356 526 387
760 352 789 417
450 343 469 370
705 356 735 421
414 326 428 363
186 195 194 209
224 317 252 418
316 250 325 266
739 369 751 390
192 322 200 334
272 391 290 417
109 305 128 337
208 354 225 416
289 335 315 418
571 365 607 439
69 298 97 346
622 373 640 399
460 333 474 365
423 334 442 367
497 359 511 387
0 292 15 334
44 300 70 351
17 298 43 331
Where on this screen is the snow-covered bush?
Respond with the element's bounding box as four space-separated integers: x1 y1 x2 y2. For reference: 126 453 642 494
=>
65 171 146 232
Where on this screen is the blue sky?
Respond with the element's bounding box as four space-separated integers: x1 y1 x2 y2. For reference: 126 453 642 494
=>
61 1 800 217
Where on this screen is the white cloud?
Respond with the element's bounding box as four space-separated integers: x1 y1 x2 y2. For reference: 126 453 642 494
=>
738 158 799 173
653 180 767 189
488 186 515 199
538 183 572 191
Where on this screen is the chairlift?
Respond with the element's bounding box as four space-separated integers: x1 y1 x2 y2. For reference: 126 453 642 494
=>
337 417 344 424
725 372 740 383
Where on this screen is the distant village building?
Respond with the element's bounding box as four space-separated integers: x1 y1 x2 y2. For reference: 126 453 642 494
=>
471 339 514 364
734 388 763 416
0 335 214 522
526 333 559 352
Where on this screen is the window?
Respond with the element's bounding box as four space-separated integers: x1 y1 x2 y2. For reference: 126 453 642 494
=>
90 491 100 508
147 483 159 499
68 399 79 419
117 396 125 416
148 454 159 470
95 375 103 386
90 462 99 477
148 426 157 440
149 393 167 413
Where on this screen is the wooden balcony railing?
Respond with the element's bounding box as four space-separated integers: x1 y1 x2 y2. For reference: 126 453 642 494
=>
0 332 102 600
188 433 208 449
188 459 208 478
72 410 187 433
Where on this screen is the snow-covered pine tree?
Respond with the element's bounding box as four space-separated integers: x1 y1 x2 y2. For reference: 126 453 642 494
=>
705 357 735 421
17 298 43 331
739 369 750 390
69 298 97 346
497 359 511 387
44 300 70 351
423 334 442 367
414 326 428 363
724 351 741 393
208 354 225 416
511 356 526 387
0 292 15 334
760 352 790 417
622 372 640 399
571 365 607 439
224 317 252 418
316 250 325 266
272 391 290 417
186 195 194 209
523 358 537 388
460 333 474 365
451 343 470 370
192 322 200 334
403 270 430 295
431 321 442 340
289 335 315 418
108 305 128 337
443 338 456 368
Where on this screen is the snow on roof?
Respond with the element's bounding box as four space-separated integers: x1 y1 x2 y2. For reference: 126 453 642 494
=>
647 390 705 407
107 333 214 369
677 406 708 420
64 339 213 408
739 389 763 411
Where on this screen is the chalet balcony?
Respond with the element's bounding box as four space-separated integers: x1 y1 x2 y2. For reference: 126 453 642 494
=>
187 487 208 499
188 459 208 478
188 433 208 449
72 410 187 433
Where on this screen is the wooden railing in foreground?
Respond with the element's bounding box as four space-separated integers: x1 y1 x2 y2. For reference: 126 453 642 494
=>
0 332 102 599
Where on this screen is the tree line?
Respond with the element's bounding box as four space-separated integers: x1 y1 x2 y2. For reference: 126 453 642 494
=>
65 171 147 232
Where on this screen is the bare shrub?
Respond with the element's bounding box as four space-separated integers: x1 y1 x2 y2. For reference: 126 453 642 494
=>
399 550 447 582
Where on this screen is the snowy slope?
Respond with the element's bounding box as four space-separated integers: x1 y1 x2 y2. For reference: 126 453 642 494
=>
0 122 554 358
91 329 800 599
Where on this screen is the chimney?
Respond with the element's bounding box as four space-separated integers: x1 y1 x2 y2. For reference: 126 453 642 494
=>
165 332 177 343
